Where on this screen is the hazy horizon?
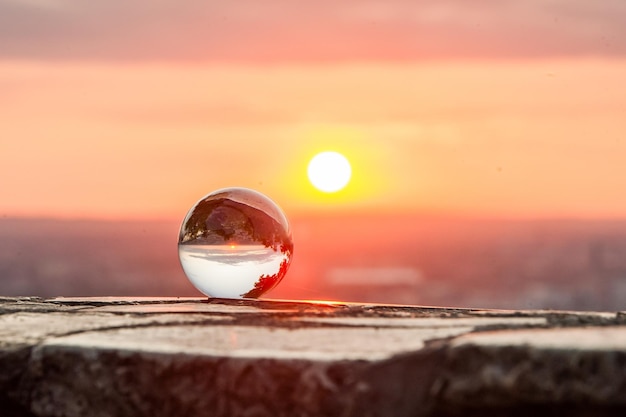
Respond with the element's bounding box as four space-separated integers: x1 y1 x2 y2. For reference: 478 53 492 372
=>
2 215 625 311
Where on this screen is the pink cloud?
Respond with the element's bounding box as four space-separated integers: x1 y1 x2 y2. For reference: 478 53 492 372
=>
0 0 624 61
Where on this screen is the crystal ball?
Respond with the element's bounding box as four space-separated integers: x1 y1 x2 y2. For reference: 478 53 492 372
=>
178 187 293 298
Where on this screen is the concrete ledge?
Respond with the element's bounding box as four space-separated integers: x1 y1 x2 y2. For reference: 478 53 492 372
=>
1 297 625 416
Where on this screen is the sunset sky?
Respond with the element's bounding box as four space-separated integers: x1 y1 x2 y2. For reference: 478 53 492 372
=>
2 0 626 220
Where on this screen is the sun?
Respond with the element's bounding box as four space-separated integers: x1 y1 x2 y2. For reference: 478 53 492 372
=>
307 151 352 193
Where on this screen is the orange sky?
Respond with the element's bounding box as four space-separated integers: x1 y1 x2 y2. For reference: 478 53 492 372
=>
1 1 626 220
2 59 626 220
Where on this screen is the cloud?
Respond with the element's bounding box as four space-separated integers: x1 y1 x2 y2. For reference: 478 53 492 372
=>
0 0 625 61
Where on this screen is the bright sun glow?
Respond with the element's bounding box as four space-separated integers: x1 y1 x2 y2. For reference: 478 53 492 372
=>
307 151 352 193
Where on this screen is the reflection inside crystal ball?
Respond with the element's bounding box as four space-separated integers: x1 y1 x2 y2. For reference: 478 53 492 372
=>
178 187 293 298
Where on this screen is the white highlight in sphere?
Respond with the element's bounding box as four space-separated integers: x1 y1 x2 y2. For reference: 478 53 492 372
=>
307 151 352 193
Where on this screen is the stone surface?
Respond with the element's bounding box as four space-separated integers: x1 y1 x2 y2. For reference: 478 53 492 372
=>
452 326 626 350
0 297 625 417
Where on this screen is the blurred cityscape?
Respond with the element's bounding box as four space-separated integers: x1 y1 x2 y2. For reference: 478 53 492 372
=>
1 216 625 311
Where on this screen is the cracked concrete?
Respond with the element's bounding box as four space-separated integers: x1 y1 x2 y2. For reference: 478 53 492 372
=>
0 297 625 416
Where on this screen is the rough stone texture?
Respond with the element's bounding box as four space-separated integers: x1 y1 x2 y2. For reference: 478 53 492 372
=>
0 297 625 417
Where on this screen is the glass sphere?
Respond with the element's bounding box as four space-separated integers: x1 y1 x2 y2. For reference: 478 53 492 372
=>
178 187 293 298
